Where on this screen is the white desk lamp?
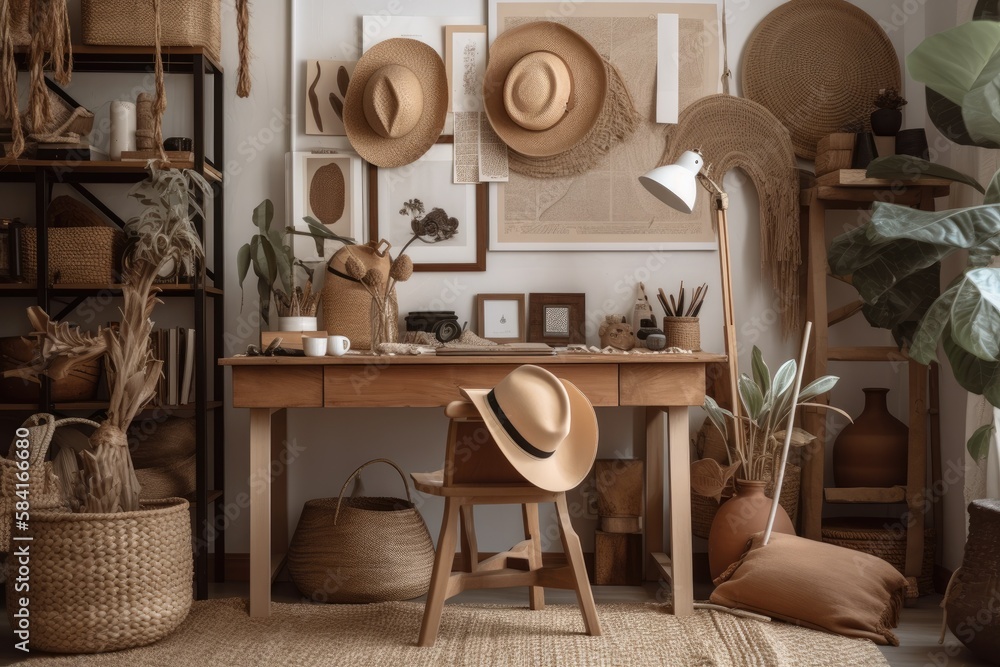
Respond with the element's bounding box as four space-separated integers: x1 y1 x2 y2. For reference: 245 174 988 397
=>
639 150 743 453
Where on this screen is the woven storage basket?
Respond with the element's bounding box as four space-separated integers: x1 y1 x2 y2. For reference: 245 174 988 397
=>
0 337 100 403
691 464 801 539
322 242 397 351
130 417 196 499
22 226 124 284
945 499 1000 661
7 498 192 653
822 516 934 595
136 454 195 499
287 458 434 603
81 0 221 62
663 317 701 351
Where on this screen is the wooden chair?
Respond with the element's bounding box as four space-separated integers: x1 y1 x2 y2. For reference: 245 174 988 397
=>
411 400 602 647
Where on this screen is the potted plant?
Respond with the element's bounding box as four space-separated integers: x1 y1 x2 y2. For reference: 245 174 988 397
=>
2 165 207 653
696 347 847 579
870 87 907 136
826 19 1000 656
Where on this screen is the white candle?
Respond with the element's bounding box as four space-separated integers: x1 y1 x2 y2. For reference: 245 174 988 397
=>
109 100 137 160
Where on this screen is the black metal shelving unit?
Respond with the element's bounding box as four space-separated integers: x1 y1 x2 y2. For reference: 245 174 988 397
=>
2 46 226 598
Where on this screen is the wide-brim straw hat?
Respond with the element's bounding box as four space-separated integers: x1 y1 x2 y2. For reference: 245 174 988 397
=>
461 365 599 492
484 21 607 158
344 38 448 168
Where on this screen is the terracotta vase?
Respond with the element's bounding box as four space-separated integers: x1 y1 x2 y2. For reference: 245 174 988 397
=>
945 499 1000 662
833 388 908 488
708 479 795 580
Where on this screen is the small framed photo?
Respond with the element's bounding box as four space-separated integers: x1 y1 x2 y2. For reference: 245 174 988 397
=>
528 293 586 345
369 142 487 272
287 151 364 260
476 293 525 343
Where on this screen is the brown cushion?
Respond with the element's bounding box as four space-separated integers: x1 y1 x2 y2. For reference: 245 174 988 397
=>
710 532 907 646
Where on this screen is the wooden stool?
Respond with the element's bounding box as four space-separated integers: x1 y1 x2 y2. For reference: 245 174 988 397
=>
411 400 601 647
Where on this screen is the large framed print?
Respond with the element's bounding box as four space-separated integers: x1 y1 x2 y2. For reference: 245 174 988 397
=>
488 0 721 251
368 143 487 272
288 151 365 260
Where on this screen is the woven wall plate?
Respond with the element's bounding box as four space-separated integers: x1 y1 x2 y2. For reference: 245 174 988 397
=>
741 0 901 160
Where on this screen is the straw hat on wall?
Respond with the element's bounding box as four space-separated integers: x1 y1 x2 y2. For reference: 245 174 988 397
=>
484 21 607 159
344 38 448 168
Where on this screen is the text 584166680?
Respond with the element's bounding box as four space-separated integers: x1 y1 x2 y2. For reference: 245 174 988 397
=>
11 425 32 652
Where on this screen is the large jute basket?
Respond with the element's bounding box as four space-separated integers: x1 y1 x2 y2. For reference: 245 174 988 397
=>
0 337 100 403
945 499 1000 661
22 226 124 284
7 498 192 653
822 516 934 595
81 0 222 62
287 459 434 603
663 317 701 351
322 242 396 351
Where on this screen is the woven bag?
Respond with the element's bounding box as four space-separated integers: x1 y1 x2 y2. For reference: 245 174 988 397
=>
81 0 222 62
0 414 95 551
322 242 397 351
287 458 434 603
7 497 192 653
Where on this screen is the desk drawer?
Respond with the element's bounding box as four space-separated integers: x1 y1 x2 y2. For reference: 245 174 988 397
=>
324 364 619 408
619 364 705 406
232 366 324 408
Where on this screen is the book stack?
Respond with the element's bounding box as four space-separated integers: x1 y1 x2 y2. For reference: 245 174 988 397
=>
149 327 197 406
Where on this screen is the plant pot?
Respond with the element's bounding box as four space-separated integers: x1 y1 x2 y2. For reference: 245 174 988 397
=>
278 315 318 332
870 108 903 136
851 132 879 169
707 479 795 580
945 499 1000 661
833 388 908 488
7 498 193 653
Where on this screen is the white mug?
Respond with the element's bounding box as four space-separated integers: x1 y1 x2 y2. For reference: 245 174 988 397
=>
302 336 327 357
328 335 351 357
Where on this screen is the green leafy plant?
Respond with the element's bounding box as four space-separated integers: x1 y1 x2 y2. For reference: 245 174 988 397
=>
828 17 1000 461
692 347 847 500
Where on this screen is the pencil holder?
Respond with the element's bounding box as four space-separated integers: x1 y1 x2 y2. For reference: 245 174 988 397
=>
663 317 701 351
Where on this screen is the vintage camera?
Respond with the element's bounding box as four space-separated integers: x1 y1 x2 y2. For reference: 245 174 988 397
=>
405 311 463 343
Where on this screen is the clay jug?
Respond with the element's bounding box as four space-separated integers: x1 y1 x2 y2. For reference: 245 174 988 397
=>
708 479 794 580
945 499 1000 662
833 388 907 487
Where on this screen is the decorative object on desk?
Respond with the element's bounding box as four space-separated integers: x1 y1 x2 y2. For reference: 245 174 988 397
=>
850 131 879 169
527 293 586 346
110 100 137 160
474 294 524 344
598 316 634 352
305 60 355 136
0 165 207 652
822 517 934 596
0 217 23 282
630 283 655 334
287 459 434 603
944 499 1000 661
644 333 666 351
894 128 929 159
662 317 700 352
699 345 847 578
405 311 463 344
343 38 447 168
327 334 351 357
870 88 906 137
814 133 855 176
0 336 100 403
657 96 801 336
302 334 327 357
833 388 908 488
136 93 155 151
22 196 125 285
741 0 900 160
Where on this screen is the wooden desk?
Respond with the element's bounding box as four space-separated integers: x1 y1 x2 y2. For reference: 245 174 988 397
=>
221 352 724 618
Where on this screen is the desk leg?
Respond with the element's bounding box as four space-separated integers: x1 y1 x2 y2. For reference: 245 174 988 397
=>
644 407 664 581
667 406 693 616
249 408 272 618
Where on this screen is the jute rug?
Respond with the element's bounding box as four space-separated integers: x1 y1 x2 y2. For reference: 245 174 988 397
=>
20 598 889 666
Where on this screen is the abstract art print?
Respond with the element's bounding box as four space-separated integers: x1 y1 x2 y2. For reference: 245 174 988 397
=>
304 60 356 136
288 152 364 260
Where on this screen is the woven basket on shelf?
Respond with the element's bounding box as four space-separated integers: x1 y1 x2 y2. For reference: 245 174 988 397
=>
81 0 221 62
663 317 701 351
21 226 124 284
8 498 192 653
822 516 934 595
287 459 434 603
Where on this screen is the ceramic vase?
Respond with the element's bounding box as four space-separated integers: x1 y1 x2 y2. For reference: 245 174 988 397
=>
851 132 879 169
945 499 1000 661
833 388 908 488
707 479 795 580
870 108 903 136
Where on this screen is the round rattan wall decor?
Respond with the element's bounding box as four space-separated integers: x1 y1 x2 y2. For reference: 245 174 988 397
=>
741 0 901 160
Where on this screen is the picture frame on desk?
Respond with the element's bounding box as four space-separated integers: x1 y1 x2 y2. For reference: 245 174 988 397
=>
287 151 364 261
528 293 586 345
368 142 487 272
476 293 525 343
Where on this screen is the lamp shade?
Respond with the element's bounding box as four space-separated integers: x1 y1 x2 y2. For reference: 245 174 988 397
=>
638 150 704 214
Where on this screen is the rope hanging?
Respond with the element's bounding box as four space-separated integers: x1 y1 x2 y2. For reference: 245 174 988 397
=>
0 0 24 156
236 0 252 98
27 0 72 134
151 0 167 158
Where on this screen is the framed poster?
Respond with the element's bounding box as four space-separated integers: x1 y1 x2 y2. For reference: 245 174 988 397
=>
287 151 365 260
368 143 487 272
477 293 525 343
304 60 355 136
528 293 587 345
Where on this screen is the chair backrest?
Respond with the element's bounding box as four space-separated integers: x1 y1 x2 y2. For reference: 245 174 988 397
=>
443 401 523 486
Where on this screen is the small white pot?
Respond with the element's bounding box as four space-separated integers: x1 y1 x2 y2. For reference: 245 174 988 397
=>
278 316 318 332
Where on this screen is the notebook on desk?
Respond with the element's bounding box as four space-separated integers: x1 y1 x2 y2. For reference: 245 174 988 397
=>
435 342 555 356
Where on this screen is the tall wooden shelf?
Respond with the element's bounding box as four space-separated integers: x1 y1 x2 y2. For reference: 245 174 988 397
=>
801 169 948 584
0 46 225 598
